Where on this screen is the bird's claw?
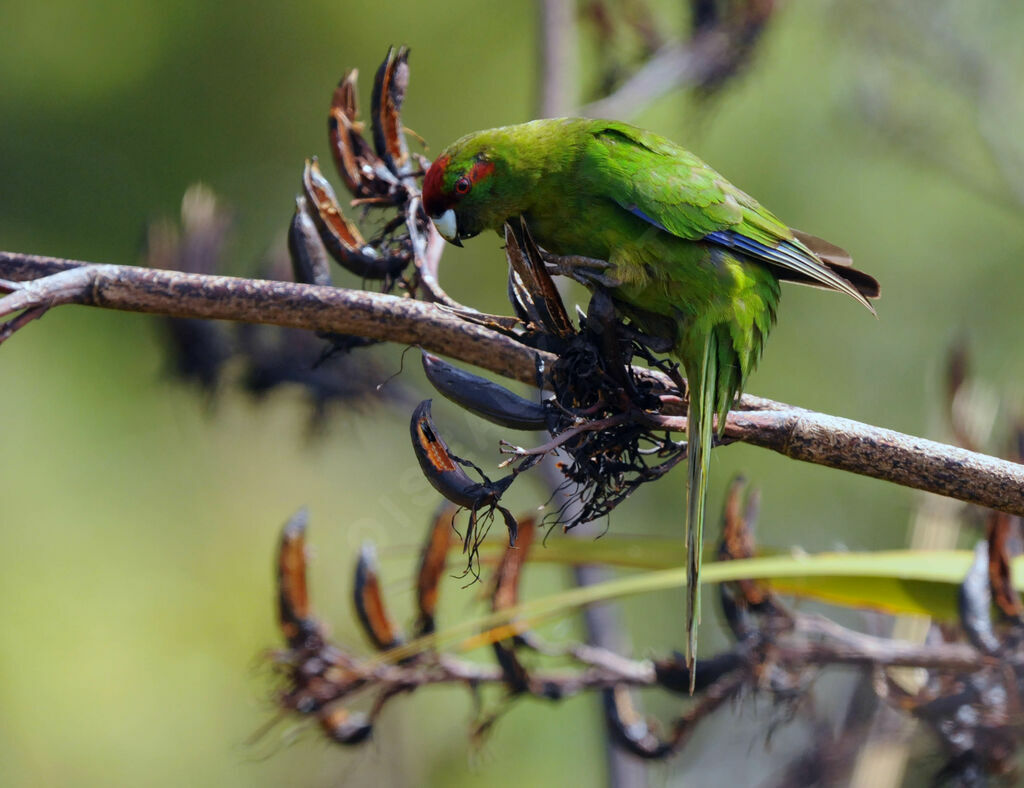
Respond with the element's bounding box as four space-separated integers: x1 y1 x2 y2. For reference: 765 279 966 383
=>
542 253 621 288
542 251 612 274
571 269 623 288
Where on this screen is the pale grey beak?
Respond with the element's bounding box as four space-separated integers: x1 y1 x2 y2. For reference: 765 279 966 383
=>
431 209 462 246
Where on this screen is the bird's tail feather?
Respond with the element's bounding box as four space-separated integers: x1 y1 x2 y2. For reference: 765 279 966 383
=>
685 330 718 692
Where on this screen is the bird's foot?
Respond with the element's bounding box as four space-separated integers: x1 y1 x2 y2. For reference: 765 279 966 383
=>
577 270 623 288
541 252 621 287
542 253 622 288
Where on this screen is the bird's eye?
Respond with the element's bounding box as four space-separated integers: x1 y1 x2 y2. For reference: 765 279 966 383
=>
454 176 472 195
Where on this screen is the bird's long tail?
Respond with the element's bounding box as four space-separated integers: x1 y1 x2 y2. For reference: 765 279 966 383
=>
685 329 719 692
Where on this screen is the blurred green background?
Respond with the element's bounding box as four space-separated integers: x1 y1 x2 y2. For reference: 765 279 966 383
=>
2 1 1023 785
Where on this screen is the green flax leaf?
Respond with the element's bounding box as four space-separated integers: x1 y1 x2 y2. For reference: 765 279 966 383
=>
375 548 986 663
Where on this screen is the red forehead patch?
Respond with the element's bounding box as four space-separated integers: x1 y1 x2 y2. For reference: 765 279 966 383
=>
422 154 450 217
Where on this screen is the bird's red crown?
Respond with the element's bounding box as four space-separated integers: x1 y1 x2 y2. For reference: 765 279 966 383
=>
422 154 450 218
422 154 496 218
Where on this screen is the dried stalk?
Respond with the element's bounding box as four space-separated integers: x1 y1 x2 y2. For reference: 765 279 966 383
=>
278 618 985 700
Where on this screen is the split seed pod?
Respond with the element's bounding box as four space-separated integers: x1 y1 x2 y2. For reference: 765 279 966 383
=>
415 501 459 636
409 400 519 547
277 508 322 649
490 517 535 692
328 70 397 197
302 158 407 279
409 399 509 511
353 542 404 652
371 46 411 175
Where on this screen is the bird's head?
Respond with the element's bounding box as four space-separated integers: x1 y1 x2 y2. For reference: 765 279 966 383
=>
422 134 510 247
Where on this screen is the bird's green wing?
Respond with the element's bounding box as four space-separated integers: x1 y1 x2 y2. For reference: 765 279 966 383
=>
583 121 876 311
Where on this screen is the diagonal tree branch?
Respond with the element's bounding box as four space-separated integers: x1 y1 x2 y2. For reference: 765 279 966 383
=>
580 40 710 119
3 249 1023 516
537 0 578 118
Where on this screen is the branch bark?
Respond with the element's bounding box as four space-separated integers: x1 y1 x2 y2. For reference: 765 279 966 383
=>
3 249 1024 516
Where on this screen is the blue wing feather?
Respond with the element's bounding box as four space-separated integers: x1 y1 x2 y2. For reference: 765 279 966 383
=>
703 230 874 313
705 231 810 270
625 203 669 233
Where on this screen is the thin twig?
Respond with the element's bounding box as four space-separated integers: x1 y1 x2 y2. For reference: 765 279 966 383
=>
286 616 986 702
792 614 986 673
537 0 578 117
500 415 629 458
2 250 1024 516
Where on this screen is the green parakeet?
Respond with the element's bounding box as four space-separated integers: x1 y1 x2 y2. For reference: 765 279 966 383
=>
422 118 879 672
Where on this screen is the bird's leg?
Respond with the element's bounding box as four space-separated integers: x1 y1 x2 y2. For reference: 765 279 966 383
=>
541 251 622 288
584 289 659 409
585 289 629 384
